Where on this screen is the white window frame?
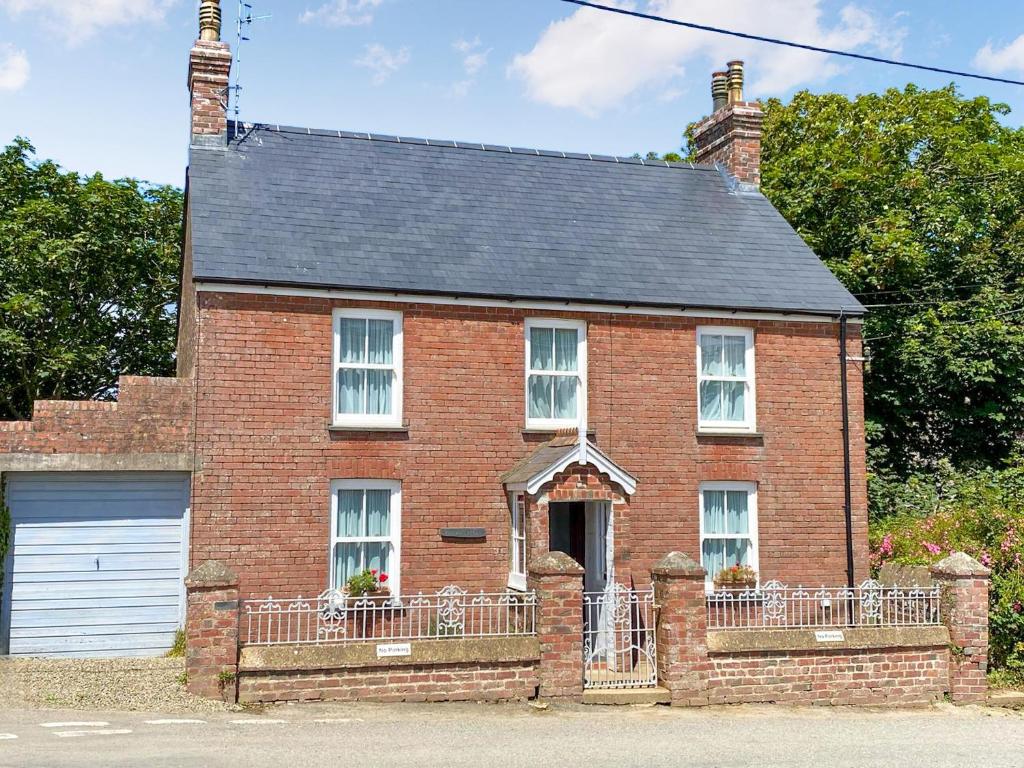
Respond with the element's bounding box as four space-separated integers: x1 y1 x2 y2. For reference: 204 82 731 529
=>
524 317 587 430
328 479 402 597
696 326 756 433
332 308 404 428
698 481 759 592
508 492 527 591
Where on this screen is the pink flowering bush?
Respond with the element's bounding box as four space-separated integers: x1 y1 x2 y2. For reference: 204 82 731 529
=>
870 462 1024 682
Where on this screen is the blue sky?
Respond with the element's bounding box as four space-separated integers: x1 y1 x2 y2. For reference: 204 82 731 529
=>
1 0 1022 187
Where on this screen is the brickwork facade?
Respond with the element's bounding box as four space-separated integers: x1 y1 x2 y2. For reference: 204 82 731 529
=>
185 289 867 601
188 40 231 142
932 553 991 703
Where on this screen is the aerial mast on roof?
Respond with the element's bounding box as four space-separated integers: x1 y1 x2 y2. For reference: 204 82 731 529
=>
230 0 271 123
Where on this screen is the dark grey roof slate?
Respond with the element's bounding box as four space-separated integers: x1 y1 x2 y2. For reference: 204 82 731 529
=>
187 122 864 315
501 438 578 485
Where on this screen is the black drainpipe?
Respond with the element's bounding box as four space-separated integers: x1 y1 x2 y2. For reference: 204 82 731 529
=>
839 312 855 589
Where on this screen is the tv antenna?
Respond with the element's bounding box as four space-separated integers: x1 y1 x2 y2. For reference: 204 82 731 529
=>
231 1 271 122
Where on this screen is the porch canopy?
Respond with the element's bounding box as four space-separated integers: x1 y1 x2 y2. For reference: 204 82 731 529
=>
501 434 637 496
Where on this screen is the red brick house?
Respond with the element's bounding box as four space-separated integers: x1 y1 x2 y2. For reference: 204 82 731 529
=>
0 7 869 660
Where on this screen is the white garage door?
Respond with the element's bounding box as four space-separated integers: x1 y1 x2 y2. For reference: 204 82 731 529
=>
1 473 189 658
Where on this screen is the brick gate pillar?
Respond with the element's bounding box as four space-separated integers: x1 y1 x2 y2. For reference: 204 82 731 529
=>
185 560 240 702
931 552 991 704
652 551 710 706
529 551 585 701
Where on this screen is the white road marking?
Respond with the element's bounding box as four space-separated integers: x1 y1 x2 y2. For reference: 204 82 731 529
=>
54 729 133 738
313 718 364 724
229 719 288 725
0 734 18 740
40 721 110 728
144 719 207 725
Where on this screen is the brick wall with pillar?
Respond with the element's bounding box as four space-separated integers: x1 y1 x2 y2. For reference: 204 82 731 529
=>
529 550 585 700
185 560 241 702
931 552 991 703
651 551 710 705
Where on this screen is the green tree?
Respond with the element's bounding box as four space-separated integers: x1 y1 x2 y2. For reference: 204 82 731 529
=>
679 85 1024 477
0 138 183 420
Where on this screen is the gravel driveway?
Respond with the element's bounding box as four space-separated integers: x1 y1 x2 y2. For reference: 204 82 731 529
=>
0 657 226 713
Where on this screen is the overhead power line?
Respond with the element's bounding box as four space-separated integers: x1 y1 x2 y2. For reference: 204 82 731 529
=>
559 0 1024 87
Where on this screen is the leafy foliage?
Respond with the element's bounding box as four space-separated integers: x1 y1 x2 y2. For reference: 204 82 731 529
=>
870 463 1024 680
0 138 183 420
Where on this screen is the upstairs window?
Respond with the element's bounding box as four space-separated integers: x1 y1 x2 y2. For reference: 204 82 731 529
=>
333 309 403 428
525 318 586 429
508 493 527 591
699 482 758 590
697 327 755 432
330 480 402 596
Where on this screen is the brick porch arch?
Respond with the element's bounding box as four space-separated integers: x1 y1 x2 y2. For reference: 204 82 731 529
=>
526 463 633 584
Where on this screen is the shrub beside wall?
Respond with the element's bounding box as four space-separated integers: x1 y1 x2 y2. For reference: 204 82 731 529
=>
870 462 1024 684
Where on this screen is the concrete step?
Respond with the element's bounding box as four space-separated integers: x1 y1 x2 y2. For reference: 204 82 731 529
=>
582 687 671 705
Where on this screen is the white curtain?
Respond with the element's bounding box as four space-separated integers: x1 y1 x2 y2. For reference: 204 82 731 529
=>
554 329 577 371
703 490 726 533
723 335 746 376
726 490 749 534
367 320 393 364
724 381 745 421
554 377 577 419
340 318 366 363
700 335 723 376
338 369 364 414
366 370 392 415
528 375 551 419
530 327 553 370
699 380 722 421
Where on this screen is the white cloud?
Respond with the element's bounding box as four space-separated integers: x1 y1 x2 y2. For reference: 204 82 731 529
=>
449 37 490 98
508 0 906 115
355 43 409 85
0 43 29 91
300 0 382 27
0 0 176 44
973 34 1024 75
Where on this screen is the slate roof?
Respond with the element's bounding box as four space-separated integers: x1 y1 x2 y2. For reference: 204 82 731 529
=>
186 122 864 316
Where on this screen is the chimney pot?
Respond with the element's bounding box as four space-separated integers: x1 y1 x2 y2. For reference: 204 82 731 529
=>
711 71 728 112
199 0 222 42
727 60 744 104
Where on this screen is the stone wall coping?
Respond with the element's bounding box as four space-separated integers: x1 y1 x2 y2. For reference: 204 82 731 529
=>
0 452 194 473
651 551 706 577
930 551 991 578
238 636 540 673
528 550 584 576
706 625 951 654
185 559 239 588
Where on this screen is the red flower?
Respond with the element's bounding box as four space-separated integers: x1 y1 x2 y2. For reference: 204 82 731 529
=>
379 573 389 583
370 569 378 575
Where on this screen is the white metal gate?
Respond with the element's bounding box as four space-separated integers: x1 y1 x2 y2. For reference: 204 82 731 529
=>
583 583 657 689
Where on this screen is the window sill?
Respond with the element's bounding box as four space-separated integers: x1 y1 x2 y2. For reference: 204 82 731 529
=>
507 576 528 592
328 422 409 433
697 429 763 438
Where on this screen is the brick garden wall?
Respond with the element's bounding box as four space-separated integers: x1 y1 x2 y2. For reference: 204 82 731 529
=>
238 661 538 704
188 290 867 600
707 647 949 706
0 376 193 457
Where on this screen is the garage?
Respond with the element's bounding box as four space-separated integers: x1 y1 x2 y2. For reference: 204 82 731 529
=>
1 472 190 658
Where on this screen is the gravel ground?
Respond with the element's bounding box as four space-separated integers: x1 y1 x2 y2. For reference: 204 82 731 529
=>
0 657 228 713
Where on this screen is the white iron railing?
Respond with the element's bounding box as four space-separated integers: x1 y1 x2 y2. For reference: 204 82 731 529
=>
706 579 941 631
242 585 536 646
583 584 658 689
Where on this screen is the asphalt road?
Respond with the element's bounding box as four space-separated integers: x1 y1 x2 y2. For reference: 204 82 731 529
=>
1 701 1022 768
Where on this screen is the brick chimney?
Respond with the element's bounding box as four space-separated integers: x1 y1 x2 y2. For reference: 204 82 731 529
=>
691 60 764 187
188 0 232 147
